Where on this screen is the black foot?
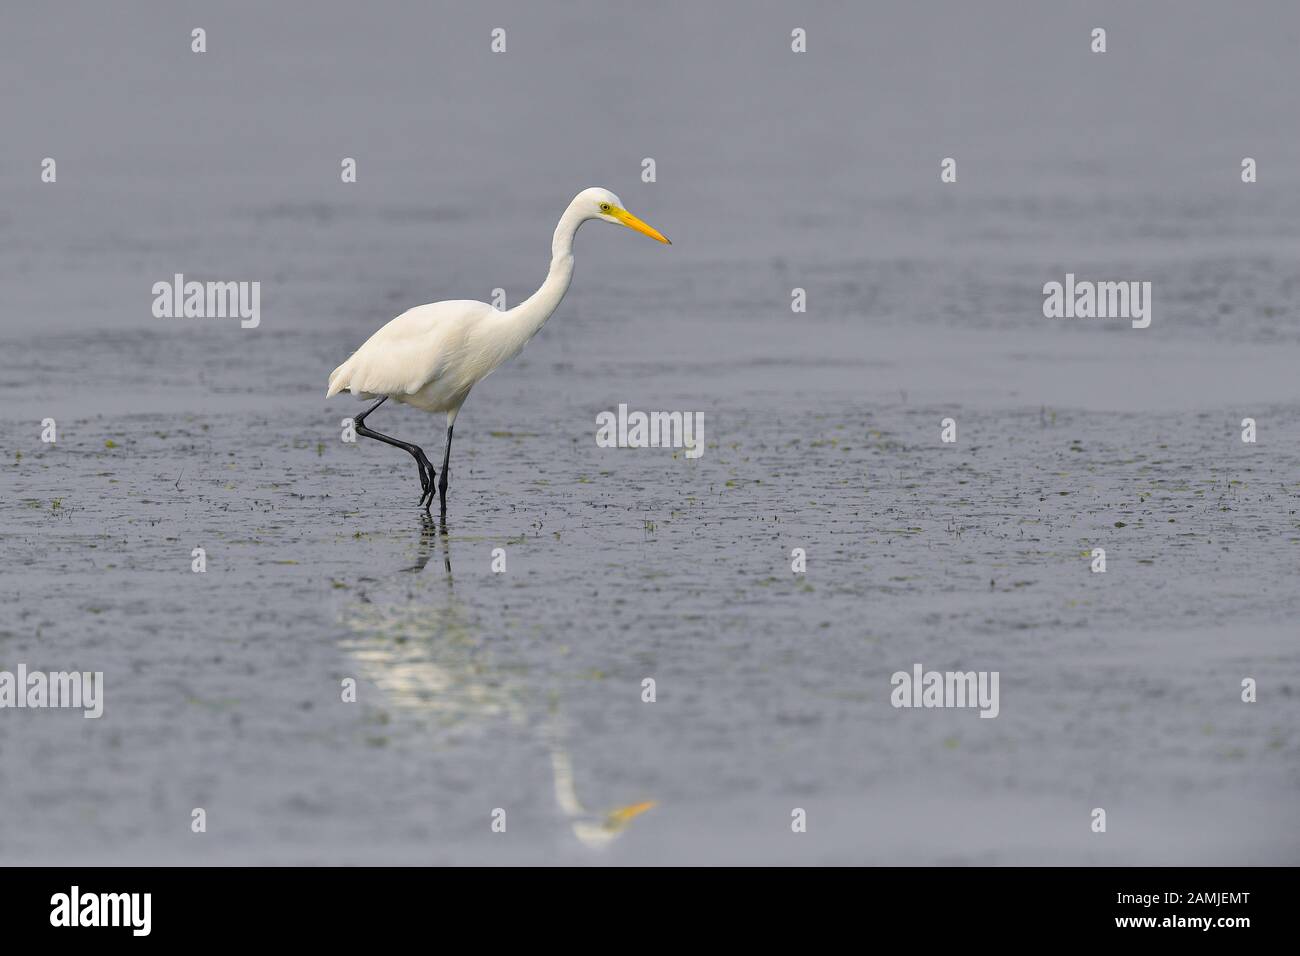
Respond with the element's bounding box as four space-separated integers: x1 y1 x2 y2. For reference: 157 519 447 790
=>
420 470 436 510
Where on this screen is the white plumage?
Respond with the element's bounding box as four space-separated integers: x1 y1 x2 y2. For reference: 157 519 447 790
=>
326 186 669 515
327 299 501 414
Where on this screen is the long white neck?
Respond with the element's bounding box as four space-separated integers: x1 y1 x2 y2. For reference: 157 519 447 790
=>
502 199 585 345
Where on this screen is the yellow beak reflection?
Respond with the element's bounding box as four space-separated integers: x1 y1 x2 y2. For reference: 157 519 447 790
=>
611 206 671 244
604 800 657 829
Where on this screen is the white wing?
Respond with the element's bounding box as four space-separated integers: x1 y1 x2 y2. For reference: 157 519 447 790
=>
326 299 497 399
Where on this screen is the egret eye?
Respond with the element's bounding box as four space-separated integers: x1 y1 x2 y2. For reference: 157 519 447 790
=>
599 202 611 213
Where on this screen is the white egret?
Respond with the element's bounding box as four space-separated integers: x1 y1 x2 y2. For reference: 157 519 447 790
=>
326 186 670 515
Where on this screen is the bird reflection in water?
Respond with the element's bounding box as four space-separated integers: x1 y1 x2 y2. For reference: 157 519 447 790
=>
402 512 449 575
339 514 654 849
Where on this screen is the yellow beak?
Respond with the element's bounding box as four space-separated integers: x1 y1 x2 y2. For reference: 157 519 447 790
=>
611 206 671 244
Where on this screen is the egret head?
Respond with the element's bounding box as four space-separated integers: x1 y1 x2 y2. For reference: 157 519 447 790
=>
577 187 670 244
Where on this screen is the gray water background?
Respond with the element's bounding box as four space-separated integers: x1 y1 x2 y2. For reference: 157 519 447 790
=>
1 1 1298 863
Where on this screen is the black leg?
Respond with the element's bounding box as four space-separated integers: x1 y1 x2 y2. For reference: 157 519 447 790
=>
351 396 385 427
438 424 454 518
352 396 437 508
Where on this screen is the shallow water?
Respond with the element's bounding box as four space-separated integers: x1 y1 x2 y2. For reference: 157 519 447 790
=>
1 1 1298 864
3 324 1297 864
